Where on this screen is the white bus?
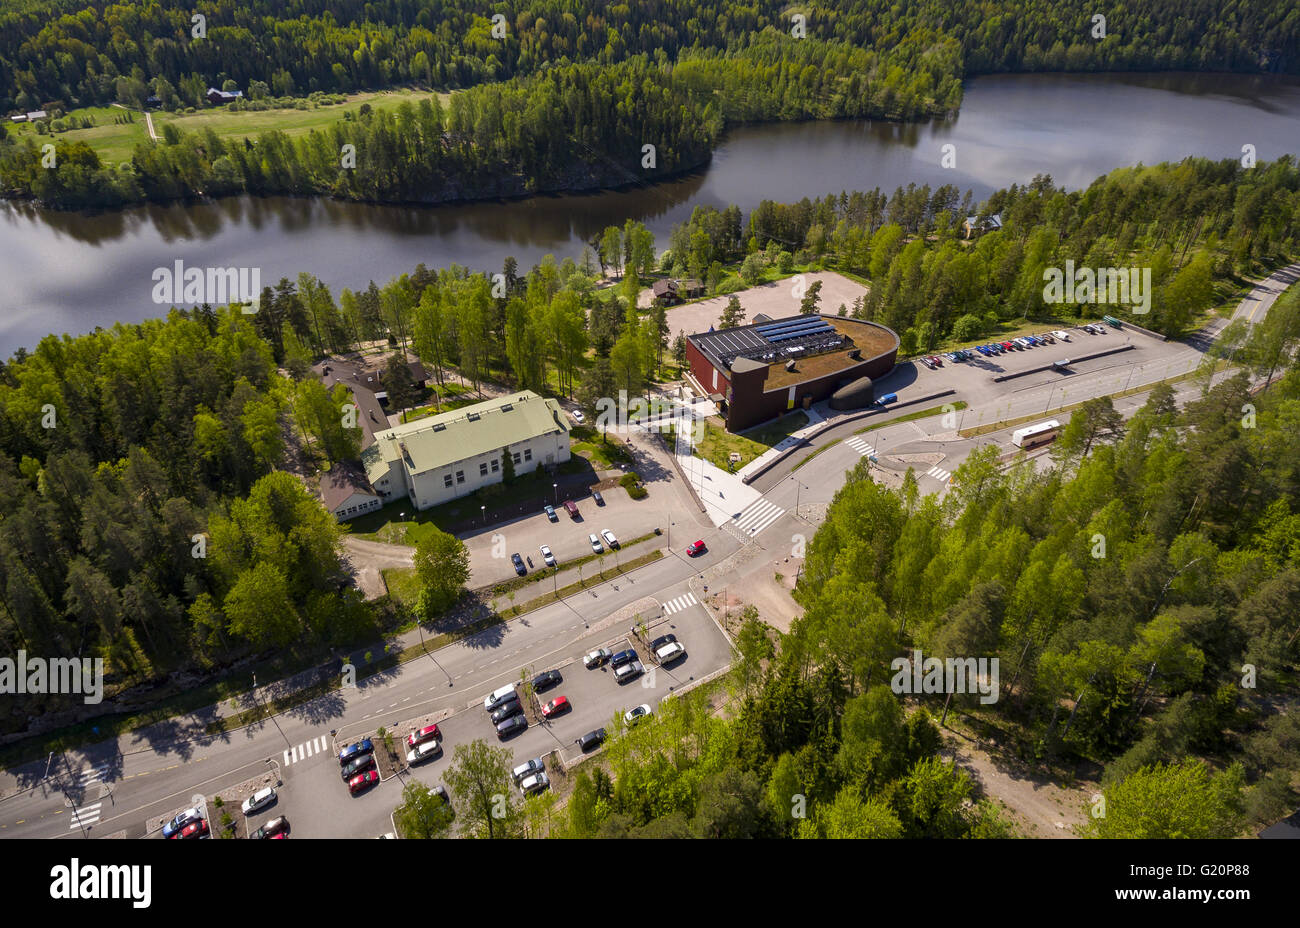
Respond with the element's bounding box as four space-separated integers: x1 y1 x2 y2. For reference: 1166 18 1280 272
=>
1011 419 1060 449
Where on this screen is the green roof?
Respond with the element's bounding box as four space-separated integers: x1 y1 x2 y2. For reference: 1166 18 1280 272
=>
364 391 568 480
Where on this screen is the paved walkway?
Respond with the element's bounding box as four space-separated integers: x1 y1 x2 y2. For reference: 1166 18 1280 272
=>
733 405 827 480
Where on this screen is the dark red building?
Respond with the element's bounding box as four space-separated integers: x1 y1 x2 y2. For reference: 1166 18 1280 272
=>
685 314 898 431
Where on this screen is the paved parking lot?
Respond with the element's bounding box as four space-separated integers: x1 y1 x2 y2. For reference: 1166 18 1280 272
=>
462 484 676 587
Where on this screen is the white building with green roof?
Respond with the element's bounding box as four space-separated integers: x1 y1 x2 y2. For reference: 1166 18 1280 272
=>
361 391 571 510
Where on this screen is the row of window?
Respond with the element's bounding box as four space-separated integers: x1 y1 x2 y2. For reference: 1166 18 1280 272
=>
339 498 380 516
440 448 532 487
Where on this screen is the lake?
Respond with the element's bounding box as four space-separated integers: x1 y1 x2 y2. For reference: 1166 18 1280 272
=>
2 71 1298 358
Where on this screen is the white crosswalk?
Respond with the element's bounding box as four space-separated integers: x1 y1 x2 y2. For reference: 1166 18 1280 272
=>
661 592 698 615
845 436 876 457
284 734 330 767
731 498 786 537
925 465 952 483
69 801 101 830
75 762 113 787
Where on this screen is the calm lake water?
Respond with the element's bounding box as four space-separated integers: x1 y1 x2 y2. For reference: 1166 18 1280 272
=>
2 71 1298 358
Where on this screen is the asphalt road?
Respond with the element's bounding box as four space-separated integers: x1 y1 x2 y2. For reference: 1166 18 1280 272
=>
2 264 1294 840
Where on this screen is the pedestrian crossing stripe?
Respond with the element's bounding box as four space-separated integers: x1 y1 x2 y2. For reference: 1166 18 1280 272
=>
76 762 113 786
845 436 875 457
661 592 698 615
731 498 786 537
69 802 101 829
925 465 952 482
284 734 330 766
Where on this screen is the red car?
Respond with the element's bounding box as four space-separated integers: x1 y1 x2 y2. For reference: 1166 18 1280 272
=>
177 819 208 839
541 695 570 718
686 540 706 557
348 770 380 795
407 724 441 748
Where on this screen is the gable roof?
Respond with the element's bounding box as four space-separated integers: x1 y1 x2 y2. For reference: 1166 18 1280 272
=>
320 465 379 511
364 391 568 481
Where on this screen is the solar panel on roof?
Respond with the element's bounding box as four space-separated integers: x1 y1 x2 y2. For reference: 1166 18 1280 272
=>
761 320 831 339
756 318 820 336
769 324 832 343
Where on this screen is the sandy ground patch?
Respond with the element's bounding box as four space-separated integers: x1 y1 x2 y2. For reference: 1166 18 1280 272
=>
659 271 869 341
941 735 1092 838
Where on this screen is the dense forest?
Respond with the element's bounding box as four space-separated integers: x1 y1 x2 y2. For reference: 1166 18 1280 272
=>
410 333 1300 838
4 0 1298 207
3 0 1295 113
0 58 723 207
0 306 375 721
666 156 1300 344
2 156 1297 773
534 329 1300 837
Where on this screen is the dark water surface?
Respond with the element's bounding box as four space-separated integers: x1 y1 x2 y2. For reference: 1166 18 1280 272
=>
2 71 1298 357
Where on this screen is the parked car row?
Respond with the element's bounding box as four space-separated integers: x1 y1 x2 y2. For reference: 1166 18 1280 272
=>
512 525 620 579
483 683 528 739
922 329 1084 371
336 738 380 795
512 757 549 795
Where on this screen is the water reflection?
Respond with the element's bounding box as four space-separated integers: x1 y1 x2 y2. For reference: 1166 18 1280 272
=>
1 71 1297 357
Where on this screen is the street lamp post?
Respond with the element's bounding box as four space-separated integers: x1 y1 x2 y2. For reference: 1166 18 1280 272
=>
480 504 486 527
553 483 558 505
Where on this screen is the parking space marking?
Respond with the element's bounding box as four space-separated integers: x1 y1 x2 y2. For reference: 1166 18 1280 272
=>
732 498 785 537
661 592 699 615
283 733 329 766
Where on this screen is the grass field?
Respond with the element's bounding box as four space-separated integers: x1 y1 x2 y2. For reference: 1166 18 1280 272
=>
7 105 149 163
153 88 453 144
8 89 453 165
672 412 809 471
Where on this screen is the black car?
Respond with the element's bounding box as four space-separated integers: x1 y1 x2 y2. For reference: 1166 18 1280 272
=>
497 715 528 739
610 648 637 668
649 633 677 651
532 669 562 691
593 490 605 505
491 699 522 723
511 553 526 576
338 739 374 766
341 753 376 780
577 728 607 752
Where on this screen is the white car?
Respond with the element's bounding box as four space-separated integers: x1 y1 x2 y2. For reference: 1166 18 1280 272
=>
406 740 441 765
655 641 687 663
1052 330 1071 341
512 758 545 784
571 410 586 424
540 544 556 567
242 787 276 815
624 704 652 725
519 771 550 795
601 529 619 549
589 533 603 553
583 647 611 668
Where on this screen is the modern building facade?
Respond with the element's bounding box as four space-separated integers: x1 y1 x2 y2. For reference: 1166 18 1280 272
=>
685 313 899 431
362 391 571 510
